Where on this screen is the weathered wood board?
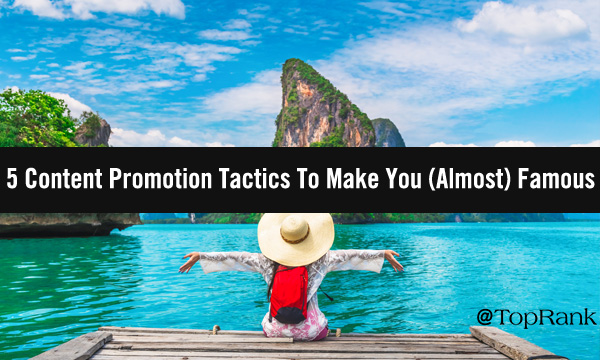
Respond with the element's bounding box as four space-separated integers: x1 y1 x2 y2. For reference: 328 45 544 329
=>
30 331 112 360
29 326 559 360
470 326 562 360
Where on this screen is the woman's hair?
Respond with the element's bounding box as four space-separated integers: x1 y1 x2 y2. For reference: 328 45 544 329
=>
267 261 280 299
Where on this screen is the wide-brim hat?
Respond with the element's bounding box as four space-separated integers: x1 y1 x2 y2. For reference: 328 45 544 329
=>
258 213 334 267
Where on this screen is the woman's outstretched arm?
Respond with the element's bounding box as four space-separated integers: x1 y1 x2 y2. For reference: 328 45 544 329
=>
179 251 272 274
325 249 403 273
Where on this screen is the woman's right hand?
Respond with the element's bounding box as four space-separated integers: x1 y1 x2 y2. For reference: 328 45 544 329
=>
384 250 404 272
179 252 200 273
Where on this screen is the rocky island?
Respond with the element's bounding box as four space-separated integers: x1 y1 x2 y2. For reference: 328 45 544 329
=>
74 111 112 147
175 59 562 225
372 118 406 147
0 213 142 238
273 58 405 147
0 90 140 238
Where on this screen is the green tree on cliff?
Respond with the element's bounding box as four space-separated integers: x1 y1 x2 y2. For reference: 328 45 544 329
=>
0 88 79 147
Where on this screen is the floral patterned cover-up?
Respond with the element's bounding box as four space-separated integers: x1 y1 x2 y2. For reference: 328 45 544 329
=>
197 249 385 341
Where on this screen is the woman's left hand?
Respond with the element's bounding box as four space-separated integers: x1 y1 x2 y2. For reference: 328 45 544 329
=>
179 252 200 273
384 250 404 272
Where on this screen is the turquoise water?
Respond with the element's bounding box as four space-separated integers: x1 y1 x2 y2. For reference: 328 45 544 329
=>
1 222 599 360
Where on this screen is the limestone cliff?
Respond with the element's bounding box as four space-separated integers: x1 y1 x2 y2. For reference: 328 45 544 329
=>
372 118 406 147
74 112 111 147
0 213 142 238
273 59 375 147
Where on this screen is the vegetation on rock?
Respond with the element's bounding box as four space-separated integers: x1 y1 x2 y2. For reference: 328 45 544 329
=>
0 89 79 147
310 123 346 147
0 88 110 147
195 213 264 224
372 118 406 147
273 58 375 147
79 112 103 138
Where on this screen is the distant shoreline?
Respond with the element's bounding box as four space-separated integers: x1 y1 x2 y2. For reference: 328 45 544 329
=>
141 213 570 225
142 219 598 225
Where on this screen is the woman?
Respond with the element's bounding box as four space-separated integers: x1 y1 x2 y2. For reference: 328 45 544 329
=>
178 213 404 341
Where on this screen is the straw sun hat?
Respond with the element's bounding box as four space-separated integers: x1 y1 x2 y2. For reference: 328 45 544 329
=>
258 213 334 267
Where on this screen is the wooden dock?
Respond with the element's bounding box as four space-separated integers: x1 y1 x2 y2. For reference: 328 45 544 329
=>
31 325 566 360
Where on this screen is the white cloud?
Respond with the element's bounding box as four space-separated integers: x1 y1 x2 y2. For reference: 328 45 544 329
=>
430 140 536 147
494 140 536 147
121 79 182 92
29 74 49 79
430 139 600 147
11 54 36 61
313 20 338 30
8 74 21 79
12 0 185 20
456 1 589 44
429 142 478 147
201 70 280 121
7 48 24 52
198 29 255 41
112 54 137 60
63 61 97 77
167 136 199 147
48 92 92 117
107 18 146 28
237 5 268 20
109 128 234 147
44 31 243 96
110 128 167 146
359 1 414 17
205 141 235 147
13 0 66 19
169 0 598 146
4 85 20 92
223 19 251 30
570 139 600 147
283 28 309 36
39 33 77 47
172 43 243 68
303 0 600 145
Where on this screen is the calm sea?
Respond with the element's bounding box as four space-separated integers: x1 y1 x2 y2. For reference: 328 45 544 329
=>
1 223 598 360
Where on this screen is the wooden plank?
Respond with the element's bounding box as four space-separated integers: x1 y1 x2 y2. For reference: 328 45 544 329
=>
100 326 473 339
91 355 509 360
103 341 500 354
340 333 473 338
99 326 263 336
94 349 510 359
111 335 293 343
470 327 557 360
109 333 479 343
31 331 112 360
108 333 265 339
110 337 480 347
326 336 480 344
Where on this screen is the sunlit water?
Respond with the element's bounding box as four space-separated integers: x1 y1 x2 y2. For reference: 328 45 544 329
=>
1 223 598 360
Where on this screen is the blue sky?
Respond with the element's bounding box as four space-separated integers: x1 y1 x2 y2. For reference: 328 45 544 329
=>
1 0 598 147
